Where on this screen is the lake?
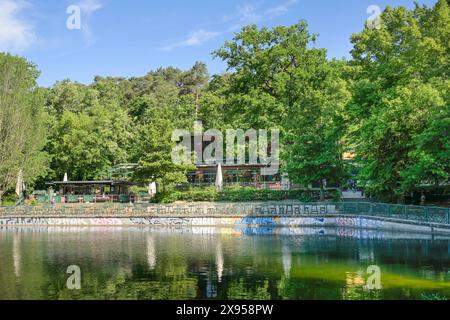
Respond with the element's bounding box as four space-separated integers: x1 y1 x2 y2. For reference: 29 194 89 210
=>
0 226 449 300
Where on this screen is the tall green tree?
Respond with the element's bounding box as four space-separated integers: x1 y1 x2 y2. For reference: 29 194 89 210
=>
0 53 48 200
214 22 351 199
44 80 132 181
131 106 195 192
180 61 209 116
348 0 449 200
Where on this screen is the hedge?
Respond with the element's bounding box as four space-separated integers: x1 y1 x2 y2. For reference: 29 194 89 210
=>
155 186 341 203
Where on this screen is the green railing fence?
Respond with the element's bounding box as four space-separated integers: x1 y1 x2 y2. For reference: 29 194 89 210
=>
334 202 450 225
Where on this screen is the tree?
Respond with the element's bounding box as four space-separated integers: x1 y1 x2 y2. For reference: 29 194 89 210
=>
46 110 130 181
283 60 351 200
348 0 449 200
213 22 351 199
0 53 48 201
180 61 209 116
43 80 132 181
131 106 195 192
399 91 450 193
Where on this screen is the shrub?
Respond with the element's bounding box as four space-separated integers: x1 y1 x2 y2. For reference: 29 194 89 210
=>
1 194 18 204
156 187 218 203
129 186 149 195
177 187 218 202
154 187 336 203
327 189 341 202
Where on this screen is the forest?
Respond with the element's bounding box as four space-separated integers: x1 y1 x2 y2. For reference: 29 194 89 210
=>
0 0 448 203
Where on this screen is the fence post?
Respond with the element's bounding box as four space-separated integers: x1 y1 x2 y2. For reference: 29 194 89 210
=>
447 208 450 225
425 207 429 223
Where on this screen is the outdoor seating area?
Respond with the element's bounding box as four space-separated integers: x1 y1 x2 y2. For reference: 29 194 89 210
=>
42 180 135 204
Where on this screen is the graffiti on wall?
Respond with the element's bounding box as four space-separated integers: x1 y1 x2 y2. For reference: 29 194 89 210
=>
279 217 327 226
128 217 192 225
0 217 123 226
0 215 390 240
336 217 385 229
236 217 279 226
337 227 384 239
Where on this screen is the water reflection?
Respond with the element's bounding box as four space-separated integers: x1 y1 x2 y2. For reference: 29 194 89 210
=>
215 243 223 283
12 232 21 278
146 234 156 270
282 244 291 278
0 226 448 300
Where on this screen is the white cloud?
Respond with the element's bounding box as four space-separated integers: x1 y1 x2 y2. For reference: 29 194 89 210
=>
227 0 297 30
184 30 221 46
266 0 297 18
79 0 102 13
160 29 221 51
0 0 35 52
266 5 289 18
77 0 103 46
160 0 297 52
236 4 262 24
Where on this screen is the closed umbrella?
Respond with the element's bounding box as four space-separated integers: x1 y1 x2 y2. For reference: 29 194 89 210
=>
63 172 68 182
215 163 223 192
149 182 157 196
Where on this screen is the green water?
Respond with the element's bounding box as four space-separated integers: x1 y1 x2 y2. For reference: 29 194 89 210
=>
0 227 449 300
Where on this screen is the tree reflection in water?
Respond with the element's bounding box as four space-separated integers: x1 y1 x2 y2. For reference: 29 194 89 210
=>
0 226 448 300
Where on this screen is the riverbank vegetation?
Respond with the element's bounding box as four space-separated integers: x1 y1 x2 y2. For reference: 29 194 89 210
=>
0 0 448 204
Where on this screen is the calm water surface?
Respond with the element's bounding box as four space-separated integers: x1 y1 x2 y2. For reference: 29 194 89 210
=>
0 226 449 300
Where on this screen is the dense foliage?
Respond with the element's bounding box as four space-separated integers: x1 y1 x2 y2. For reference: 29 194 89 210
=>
155 186 332 203
0 0 448 203
0 54 48 201
348 0 449 200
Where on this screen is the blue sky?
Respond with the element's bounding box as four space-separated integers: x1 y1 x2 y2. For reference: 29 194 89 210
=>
0 0 438 87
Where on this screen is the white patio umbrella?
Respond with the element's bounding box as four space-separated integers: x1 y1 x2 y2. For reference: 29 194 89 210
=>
63 172 68 182
215 163 223 192
149 182 157 196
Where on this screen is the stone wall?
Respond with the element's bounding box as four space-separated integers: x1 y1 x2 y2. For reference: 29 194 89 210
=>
0 202 336 216
1 215 449 236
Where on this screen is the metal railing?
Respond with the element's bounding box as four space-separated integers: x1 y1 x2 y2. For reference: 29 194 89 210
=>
0 201 449 225
33 194 135 204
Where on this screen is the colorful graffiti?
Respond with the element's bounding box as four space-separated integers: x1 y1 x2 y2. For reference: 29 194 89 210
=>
279 217 327 226
0 216 446 238
128 217 192 225
336 217 385 229
0 217 124 226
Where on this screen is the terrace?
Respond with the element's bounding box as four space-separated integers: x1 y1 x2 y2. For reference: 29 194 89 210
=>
44 180 136 203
